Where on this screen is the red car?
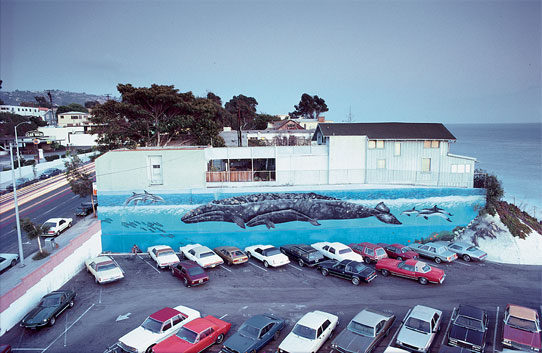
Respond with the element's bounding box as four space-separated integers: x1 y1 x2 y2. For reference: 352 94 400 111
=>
171 260 209 287
349 242 388 263
502 304 541 351
378 243 420 260
375 258 445 285
152 316 231 353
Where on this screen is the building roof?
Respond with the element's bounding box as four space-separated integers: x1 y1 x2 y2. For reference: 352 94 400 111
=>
58 111 91 115
313 123 456 141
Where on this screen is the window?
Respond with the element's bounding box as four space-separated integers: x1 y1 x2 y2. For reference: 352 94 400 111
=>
329 247 335 254
377 159 386 169
148 155 163 185
163 321 173 331
422 158 431 172
376 140 384 149
431 140 440 148
394 142 401 156
458 165 465 173
466 164 471 173
424 140 440 148
424 140 431 148
368 140 376 149
451 165 457 173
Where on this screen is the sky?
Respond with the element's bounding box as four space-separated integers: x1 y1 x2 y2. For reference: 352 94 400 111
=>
1 0 540 124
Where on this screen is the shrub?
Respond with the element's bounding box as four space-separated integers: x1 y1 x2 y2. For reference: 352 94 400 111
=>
496 201 542 239
45 155 61 162
23 160 35 166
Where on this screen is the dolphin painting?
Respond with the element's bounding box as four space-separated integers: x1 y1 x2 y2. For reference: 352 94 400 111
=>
416 205 453 222
181 192 401 229
400 207 419 216
123 191 165 206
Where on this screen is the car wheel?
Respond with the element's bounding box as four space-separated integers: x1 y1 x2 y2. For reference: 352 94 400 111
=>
247 251 251 258
10 259 16 267
263 261 269 268
145 345 155 353
397 256 403 261
95 277 99 284
352 276 360 286
183 278 189 287
157 262 161 269
273 330 281 340
69 300 74 308
298 259 304 267
364 257 371 264
49 317 56 326
381 269 389 276
419 277 428 285
215 333 224 344
434 257 442 264
463 254 471 262
321 268 329 276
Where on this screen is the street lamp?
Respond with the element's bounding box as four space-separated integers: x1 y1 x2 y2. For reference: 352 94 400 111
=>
14 121 31 178
9 142 25 267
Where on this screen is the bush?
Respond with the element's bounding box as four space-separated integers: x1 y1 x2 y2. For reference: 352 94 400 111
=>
45 155 61 162
496 201 542 239
415 230 456 244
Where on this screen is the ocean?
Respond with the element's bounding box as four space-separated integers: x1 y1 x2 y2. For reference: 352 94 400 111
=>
447 123 542 219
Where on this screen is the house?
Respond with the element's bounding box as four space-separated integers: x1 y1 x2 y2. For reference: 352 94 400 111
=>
0 105 49 119
57 111 92 127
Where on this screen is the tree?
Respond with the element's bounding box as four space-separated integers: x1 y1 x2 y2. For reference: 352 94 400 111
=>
289 93 329 119
20 218 49 255
0 113 46 137
84 100 100 109
253 113 281 130
65 155 96 216
485 173 504 215
57 103 88 114
225 95 258 130
20 101 38 107
35 96 51 108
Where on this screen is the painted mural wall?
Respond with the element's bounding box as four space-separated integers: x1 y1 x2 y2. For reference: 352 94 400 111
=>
98 187 486 253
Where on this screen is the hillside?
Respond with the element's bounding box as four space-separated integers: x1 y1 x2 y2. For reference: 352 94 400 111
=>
0 89 112 106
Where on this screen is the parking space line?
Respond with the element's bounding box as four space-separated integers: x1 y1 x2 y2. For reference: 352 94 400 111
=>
12 349 45 351
248 261 267 272
287 263 303 271
441 307 456 346
219 264 232 273
493 306 499 353
387 310 411 350
138 255 161 273
219 314 228 319
41 303 95 353
455 261 472 267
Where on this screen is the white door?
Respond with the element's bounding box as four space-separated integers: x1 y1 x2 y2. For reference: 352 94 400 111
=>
149 156 163 185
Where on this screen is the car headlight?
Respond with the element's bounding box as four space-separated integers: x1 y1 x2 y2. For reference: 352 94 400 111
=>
503 339 511 344
43 319 48 322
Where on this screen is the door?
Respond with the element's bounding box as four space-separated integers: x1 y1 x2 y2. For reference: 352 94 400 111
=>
148 156 163 185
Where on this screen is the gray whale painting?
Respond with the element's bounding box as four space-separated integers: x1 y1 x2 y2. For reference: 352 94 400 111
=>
181 192 402 229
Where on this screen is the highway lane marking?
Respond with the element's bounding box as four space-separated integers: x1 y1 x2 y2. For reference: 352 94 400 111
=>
248 261 268 272
493 306 500 353
0 187 72 223
41 303 95 353
138 255 161 273
41 195 79 217
219 264 232 272
287 263 303 271
441 307 456 346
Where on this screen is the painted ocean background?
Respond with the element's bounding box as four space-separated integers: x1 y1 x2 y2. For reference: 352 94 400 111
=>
448 123 541 219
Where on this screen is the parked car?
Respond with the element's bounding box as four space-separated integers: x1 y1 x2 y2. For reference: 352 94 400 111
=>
446 241 487 262
20 290 76 328
85 256 124 284
502 304 541 352
221 314 286 353
408 242 458 264
311 241 364 262
42 217 72 237
447 305 489 353
331 308 396 353
214 246 248 266
244 245 290 268
39 168 62 179
75 201 98 216
180 244 224 268
376 259 446 285
0 345 11 353
0 253 19 272
317 259 377 285
171 260 209 287
6 177 31 192
148 245 181 269
280 244 326 267
116 305 201 353
151 315 231 353
396 305 443 353
277 310 339 353
349 242 389 263
378 243 420 261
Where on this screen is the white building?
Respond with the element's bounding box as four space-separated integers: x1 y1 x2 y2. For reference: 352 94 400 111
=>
57 111 92 127
0 105 48 118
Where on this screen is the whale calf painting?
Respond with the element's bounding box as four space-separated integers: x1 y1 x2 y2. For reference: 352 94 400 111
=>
181 192 402 229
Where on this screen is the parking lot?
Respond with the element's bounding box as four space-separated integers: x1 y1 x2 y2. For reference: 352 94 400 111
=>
2 253 541 353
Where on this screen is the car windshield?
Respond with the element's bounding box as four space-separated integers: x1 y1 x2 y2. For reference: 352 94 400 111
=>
43 222 56 228
97 262 117 271
16 178 28 185
39 295 61 307
141 317 163 333
187 266 205 276
455 315 483 331
339 248 352 254
199 251 215 258
376 249 386 256
352 264 367 272
232 250 245 257
400 248 409 253
308 252 324 261
293 324 316 339
348 320 375 337
467 246 478 251
507 315 537 332
405 317 431 333
420 264 431 273
239 324 260 338
157 250 175 257
264 247 281 256
175 327 198 343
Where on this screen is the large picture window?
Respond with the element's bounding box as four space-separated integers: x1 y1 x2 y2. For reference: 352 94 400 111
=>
206 158 276 182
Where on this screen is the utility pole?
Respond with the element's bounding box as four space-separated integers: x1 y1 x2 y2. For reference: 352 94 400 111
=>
237 106 242 147
9 143 25 267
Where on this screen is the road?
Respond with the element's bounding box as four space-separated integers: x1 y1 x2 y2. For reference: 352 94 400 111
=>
1 254 540 353
0 163 95 255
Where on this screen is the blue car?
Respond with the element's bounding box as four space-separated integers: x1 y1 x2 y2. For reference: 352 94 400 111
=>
40 168 62 179
221 314 285 353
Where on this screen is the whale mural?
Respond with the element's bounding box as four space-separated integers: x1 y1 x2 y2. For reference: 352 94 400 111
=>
400 205 453 222
123 191 165 206
181 192 402 229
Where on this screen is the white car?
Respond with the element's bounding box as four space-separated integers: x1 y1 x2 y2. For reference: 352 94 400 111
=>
0 253 19 272
278 310 339 353
396 305 442 353
311 241 364 262
244 244 290 268
179 243 224 268
147 245 180 269
85 255 124 284
117 304 200 353
42 217 73 237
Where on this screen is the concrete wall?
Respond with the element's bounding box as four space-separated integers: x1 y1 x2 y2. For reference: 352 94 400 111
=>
0 222 101 336
328 136 366 184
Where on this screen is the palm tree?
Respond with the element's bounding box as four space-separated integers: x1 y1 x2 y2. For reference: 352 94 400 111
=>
20 218 49 254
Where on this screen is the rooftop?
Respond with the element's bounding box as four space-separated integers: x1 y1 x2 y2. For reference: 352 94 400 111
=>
314 122 456 140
